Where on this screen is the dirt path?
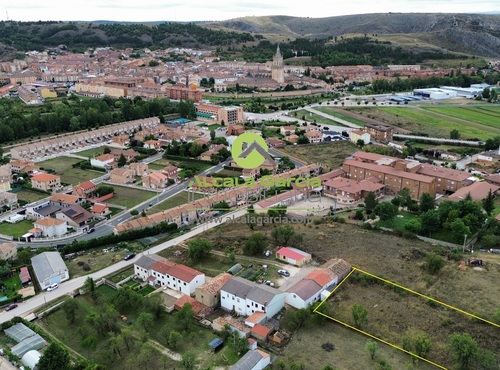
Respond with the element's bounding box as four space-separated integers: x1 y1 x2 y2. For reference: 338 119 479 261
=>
327 107 412 134
147 339 182 361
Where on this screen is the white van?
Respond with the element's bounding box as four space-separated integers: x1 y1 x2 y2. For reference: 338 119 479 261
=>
47 283 59 291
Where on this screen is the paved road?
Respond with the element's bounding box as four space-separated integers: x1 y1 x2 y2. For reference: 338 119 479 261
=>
394 134 482 146
0 209 247 324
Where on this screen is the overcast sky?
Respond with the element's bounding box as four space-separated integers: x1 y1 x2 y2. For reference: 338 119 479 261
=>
5 0 499 22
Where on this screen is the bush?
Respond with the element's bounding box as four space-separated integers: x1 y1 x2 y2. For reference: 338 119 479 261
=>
423 253 444 275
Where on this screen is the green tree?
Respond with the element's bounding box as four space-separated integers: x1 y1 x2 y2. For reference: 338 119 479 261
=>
450 219 470 244
482 189 495 216
103 147 111 154
374 202 397 221
414 334 432 358
450 333 479 370
423 253 444 275
38 343 71 370
176 303 196 331
297 135 310 144
365 339 378 360
136 312 154 333
419 192 435 213
142 293 165 319
181 352 197 370
352 304 368 328
189 142 203 157
117 153 127 167
420 210 441 236
210 129 216 140
271 224 302 246
450 129 461 139
356 139 365 147
364 192 378 214
244 232 267 255
187 238 212 262
84 277 98 301
167 330 182 350
63 298 79 323
398 187 412 208
81 336 97 355
96 185 114 197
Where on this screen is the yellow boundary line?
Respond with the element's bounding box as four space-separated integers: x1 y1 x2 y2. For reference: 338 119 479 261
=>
313 267 500 370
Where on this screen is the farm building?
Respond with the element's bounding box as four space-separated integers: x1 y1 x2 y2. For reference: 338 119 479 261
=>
275 247 312 267
4 323 47 357
229 349 271 370
30 251 69 290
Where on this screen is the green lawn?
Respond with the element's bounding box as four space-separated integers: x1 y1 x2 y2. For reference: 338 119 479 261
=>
37 156 81 173
148 191 204 213
2 275 22 298
73 146 110 158
108 267 135 284
60 168 102 185
137 285 156 296
376 211 420 231
315 107 367 126
16 189 48 204
294 109 342 125
109 185 156 208
0 220 33 238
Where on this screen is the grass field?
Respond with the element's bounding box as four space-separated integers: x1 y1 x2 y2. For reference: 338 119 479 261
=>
16 189 47 204
376 211 420 231
73 146 110 158
137 285 156 296
38 156 81 173
315 106 368 126
0 220 33 238
278 141 358 170
38 156 102 184
109 185 156 209
148 191 204 214
424 106 500 129
67 249 133 278
108 267 135 284
1 275 22 299
293 109 340 125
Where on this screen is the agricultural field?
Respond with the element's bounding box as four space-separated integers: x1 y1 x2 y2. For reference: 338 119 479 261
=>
279 141 358 170
345 106 500 140
108 185 156 208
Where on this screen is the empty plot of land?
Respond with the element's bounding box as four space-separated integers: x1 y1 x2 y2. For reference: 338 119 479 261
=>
38 156 81 173
16 189 47 203
148 191 204 213
424 106 500 129
73 146 110 158
315 107 368 126
293 109 341 125
320 270 500 369
278 141 357 170
109 185 156 208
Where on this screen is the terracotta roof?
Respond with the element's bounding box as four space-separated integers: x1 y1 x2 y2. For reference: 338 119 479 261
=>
50 193 79 204
32 173 60 182
95 153 114 162
251 324 271 338
246 312 266 325
0 242 16 255
92 203 108 213
198 273 232 294
305 270 334 287
34 217 66 227
78 181 96 190
276 247 308 261
344 159 434 183
170 264 203 283
448 181 500 202
174 295 208 314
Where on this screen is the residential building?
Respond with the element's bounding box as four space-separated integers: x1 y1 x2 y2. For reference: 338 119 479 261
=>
161 165 179 181
195 103 244 125
31 174 61 192
56 205 94 229
305 130 323 144
110 149 139 163
280 126 296 136
31 252 69 290
9 158 35 173
226 125 245 136
275 247 312 267
142 171 169 189
90 154 116 169
91 203 110 217
365 124 394 142
111 134 129 146
323 177 385 205
195 272 232 308
0 242 17 260
448 181 500 202
110 168 135 184
33 217 67 237
72 181 97 199
143 139 161 150
220 276 286 319
129 162 149 177
49 193 81 208
134 254 205 295
349 129 371 145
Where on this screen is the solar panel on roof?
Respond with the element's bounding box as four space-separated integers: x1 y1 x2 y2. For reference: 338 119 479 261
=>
66 209 77 216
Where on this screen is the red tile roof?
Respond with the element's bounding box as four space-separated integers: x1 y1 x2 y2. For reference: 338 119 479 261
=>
276 247 307 261
251 324 271 338
305 270 333 287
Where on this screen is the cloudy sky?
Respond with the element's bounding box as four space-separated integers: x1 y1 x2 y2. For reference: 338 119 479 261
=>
5 0 499 22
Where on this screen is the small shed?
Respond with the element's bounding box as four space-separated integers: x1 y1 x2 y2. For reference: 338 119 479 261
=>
227 263 243 275
208 338 224 353
276 247 312 267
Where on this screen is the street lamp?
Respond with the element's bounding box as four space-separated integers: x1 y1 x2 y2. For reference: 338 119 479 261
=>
463 234 468 253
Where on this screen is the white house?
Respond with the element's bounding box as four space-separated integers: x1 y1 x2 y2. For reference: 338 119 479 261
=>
90 153 115 169
31 252 69 290
134 254 205 295
285 269 336 309
33 217 67 237
349 129 371 145
220 276 285 319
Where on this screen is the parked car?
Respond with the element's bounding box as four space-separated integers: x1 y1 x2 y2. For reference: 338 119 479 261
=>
5 304 18 311
87 228 95 234
47 283 58 292
124 253 136 261
278 269 290 277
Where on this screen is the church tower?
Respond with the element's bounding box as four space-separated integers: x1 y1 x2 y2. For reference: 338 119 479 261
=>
271 45 284 84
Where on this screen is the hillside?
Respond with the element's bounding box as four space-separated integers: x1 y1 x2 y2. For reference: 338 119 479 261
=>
204 13 500 57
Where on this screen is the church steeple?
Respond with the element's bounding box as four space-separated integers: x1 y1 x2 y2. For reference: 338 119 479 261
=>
271 45 284 84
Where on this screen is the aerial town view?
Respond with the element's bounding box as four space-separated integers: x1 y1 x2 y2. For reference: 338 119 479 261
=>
0 1 499 369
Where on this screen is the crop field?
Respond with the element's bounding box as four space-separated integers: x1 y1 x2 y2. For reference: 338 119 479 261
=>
424 106 500 129
318 269 500 369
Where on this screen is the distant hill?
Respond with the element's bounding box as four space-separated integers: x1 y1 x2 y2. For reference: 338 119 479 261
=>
203 13 500 57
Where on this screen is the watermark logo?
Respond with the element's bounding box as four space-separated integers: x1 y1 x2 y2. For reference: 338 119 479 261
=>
231 132 274 169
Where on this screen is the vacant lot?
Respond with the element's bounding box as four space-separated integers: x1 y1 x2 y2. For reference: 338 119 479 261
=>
424 106 500 130
38 156 81 173
195 217 500 369
73 146 111 158
16 189 47 204
148 191 204 213
315 106 368 127
321 270 500 368
0 220 33 238
293 109 340 125
109 185 156 208
38 156 101 184
279 141 357 170
345 106 500 140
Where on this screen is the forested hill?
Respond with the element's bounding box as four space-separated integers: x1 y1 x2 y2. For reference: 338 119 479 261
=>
0 21 259 58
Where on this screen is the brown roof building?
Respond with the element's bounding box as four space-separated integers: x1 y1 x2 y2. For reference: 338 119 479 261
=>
195 272 232 308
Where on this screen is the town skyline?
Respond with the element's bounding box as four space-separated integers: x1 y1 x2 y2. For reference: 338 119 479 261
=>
4 0 500 23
